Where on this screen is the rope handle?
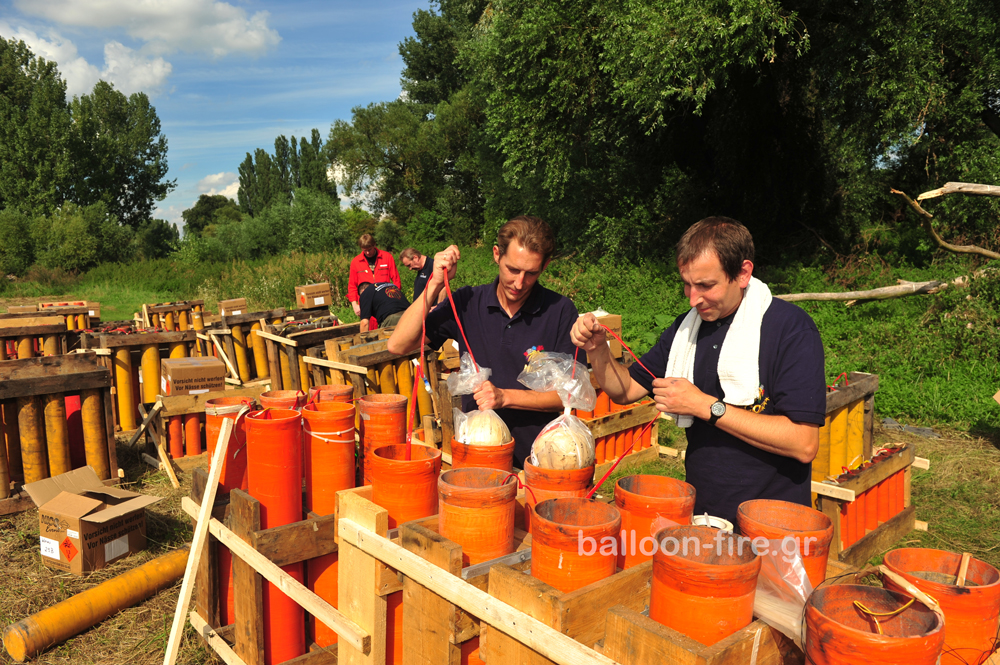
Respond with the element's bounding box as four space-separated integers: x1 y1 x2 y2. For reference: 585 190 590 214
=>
502 472 537 506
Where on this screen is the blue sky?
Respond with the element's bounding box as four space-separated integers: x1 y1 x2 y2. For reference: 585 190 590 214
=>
0 0 426 228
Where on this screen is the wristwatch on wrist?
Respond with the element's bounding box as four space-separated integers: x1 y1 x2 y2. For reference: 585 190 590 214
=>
708 400 726 426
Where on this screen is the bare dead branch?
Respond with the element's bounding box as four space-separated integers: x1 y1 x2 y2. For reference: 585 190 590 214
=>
776 280 947 303
891 188 1000 260
917 182 1000 201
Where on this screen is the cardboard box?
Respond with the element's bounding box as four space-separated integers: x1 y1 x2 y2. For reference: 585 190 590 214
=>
161 356 226 395
86 301 101 319
6 305 38 313
23 467 162 574
219 298 247 316
595 312 622 358
295 283 332 309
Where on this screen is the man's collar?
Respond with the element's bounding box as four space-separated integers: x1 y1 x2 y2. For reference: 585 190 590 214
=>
485 277 544 316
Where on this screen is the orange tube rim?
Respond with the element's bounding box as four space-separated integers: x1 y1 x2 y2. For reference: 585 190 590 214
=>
359 394 408 485
736 498 833 589
530 498 621 593
615 475 695 568
370 443 441 528
259 390 306 410
308 384 354 403
438 468 518 565
450 438 516 473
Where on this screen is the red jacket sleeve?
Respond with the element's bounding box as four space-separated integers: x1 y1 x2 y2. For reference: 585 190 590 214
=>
347 255 361 302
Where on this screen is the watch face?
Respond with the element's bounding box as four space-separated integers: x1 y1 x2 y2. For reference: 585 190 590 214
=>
711 401 726 417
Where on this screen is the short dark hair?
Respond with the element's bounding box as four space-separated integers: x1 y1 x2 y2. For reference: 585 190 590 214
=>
399 247 421 262
358 281 373 294
675 216 754 282
496 215 556 263
358 233 376 250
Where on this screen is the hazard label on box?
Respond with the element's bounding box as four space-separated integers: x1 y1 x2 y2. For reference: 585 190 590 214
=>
61 537 78 561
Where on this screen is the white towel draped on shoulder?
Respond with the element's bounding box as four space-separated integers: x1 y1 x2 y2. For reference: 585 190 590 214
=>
663 276 772 428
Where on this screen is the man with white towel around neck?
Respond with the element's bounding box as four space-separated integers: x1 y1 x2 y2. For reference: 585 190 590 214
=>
570 216 825 525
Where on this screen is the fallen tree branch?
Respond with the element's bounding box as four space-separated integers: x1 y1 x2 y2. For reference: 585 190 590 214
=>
916 181 1000 201
891 188 1000 260
775 280 947 303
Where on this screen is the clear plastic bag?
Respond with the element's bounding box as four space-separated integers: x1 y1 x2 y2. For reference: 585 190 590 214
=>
453 407 511 446
446 352 492 396
528 413 596 469
751 537 814 649
517 351 596 411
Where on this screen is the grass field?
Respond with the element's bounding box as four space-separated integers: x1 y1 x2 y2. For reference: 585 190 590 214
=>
1 247 999 663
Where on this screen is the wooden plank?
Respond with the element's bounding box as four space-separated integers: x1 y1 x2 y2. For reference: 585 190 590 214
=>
224 335 240 381
127 400 163 447
825 373 879 413
306 347 327 387
838 504 916 568
210 334 241 380
190 612 248 665
230 490 265 665
286 344 302 391
555 561 652 647
835 445 914 493
94 330 197 348
266 338 283 390
400 522 464 664
817 495 843 558
303 355 371 375
0 354 111 399
256 329 298 347
194 504 221 630
148 300 204 314
253 513 338 568
862 393 874 460
103 385 120 479
349 349 407 368
218 309 286 327
281 646 340 665
340 517 617 665
0 324 67 337
0 491 36 516
583 403 659 439
337 490 388 665
164 418 234 665
811 481 855 502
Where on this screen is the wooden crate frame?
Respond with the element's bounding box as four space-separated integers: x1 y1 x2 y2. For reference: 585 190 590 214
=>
581 401 661 476
258 320 360 392
815 443 917 567
140 385 271 482
0 324 72 355
142 300 204 328
200 308 292 385
0 353 119 514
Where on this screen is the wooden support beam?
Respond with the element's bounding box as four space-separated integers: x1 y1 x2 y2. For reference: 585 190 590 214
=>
180 496 371 654
338 518 618 665
303 355 369 375
401 522 466 663
190 612 247 665
256 329 297 346
811 481 856 502
209 334 240 380
337 490 388 665
126 400 163 447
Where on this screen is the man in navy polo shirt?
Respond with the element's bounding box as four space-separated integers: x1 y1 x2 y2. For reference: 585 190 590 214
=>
571 217 825 525
388 216 579 466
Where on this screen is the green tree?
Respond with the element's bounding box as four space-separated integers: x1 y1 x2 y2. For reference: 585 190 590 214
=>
32 202 133 272
136 218 180 259
181 194 242 237
0 208 34 275
0 38 72 217
68 80 175 229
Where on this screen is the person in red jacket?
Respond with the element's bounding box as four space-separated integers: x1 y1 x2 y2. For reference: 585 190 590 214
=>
348 232 401 328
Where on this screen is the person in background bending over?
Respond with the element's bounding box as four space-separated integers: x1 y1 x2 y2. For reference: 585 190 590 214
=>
570 216 825 525
357 281 410 332
387 216 580 467
348 231 400 329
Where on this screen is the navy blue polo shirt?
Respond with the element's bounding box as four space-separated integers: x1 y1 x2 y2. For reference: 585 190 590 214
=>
359 282 410 327
425 278 580 466
413 257 434 302
628 298 825 525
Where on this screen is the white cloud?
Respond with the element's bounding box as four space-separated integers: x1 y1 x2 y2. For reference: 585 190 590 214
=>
0 23 171 96
197 172 239 200
14 0 281 57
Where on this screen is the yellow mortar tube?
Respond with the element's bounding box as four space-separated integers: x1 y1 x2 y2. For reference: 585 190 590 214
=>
42 335 59 357
149 312 161 329
416 369 433 422
113 348 137 430
367 366 380 392
76 314 86 330
2 547 190 662
65 314 75 331
16 336 33 359
165 311 176 331
279 351 292 389
169 341 188 359
813 414 831 483
3 403 24 484
16 396 47 483
0 416 9 498
80 389 110 480
231 325 251 383
178 310 190 331
298 354 311 391
378 361 396 394
140 345 160 404
828 405 848 477
191 310 205 356
249 322 269 379
846 399 865 467
395 358 413 405
42 394 71 476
